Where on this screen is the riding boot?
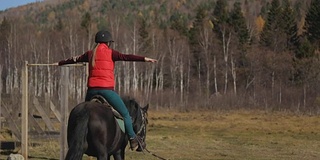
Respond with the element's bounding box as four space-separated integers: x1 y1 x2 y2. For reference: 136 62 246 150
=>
129 136 146 151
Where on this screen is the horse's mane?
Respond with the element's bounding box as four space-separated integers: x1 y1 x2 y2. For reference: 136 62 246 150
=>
121 95 134 102
121 96 139 110
121 96 146 124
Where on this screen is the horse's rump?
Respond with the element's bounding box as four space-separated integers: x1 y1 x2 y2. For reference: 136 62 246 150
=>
67 101 126 158
66 96 148 160
86 102 126 155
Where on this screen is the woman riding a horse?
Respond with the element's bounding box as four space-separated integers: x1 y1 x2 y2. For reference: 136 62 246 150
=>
57 30 157 151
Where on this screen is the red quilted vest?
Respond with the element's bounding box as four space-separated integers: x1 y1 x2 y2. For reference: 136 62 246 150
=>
87 43 115 88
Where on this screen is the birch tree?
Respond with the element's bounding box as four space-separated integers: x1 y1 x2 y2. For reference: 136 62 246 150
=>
197 6 215 104
229 2 250 95
212 0 231 94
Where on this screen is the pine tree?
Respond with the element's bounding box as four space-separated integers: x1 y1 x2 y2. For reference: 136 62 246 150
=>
228 1 250 71
81 12 91 35
81 11 92 49
229 2 249 46
260 1 271 20
212 0 229 39
189 4 207 75
0 17 10 56
292 37 316 84
304 0 320 46
169 11 189 37
54 18 64 31
189 3 207 50
138 17 151 55
281 0 299 51
260 0 282 49
295 37 315 59
0 17 11 91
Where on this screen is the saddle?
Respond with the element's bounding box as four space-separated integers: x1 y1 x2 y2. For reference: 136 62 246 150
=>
90 95 123 120
90 95 125 132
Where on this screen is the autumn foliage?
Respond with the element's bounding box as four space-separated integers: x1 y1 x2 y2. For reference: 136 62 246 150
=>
0 0 320 113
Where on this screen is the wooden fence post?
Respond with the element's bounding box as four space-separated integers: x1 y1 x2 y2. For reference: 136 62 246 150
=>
60 67 69 160
0 65 2 131
19 63 85 160
21 61 28 160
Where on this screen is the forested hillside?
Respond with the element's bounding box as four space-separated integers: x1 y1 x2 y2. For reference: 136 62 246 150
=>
1 0 320 112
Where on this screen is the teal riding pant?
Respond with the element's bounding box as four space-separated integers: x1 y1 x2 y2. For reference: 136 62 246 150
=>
85 89 136 138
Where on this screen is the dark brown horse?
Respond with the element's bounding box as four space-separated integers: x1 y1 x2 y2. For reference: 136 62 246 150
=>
65 96 148 160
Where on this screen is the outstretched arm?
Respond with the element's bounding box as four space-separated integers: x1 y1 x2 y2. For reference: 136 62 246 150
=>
57 51 90 65
112 50 157 62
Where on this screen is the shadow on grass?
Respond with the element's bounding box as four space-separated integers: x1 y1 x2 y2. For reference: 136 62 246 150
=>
1 150 58 160
0 150 16 155
28 156 58 160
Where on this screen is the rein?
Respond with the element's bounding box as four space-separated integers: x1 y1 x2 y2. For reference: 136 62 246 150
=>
136 108 169 160
145 148 169 160
136 108 147 136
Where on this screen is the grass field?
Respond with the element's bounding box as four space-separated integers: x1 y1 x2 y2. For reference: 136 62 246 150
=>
1 110 320 160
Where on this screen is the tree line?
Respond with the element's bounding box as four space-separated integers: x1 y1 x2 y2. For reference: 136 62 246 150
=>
0 0 320 112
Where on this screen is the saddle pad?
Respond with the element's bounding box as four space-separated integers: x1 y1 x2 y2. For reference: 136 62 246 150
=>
115 117 125 133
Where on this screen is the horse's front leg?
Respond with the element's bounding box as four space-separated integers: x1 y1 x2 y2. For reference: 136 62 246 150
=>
97 155 109 160
112 150 123 160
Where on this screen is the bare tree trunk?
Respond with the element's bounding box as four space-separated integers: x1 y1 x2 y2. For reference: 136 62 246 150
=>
179 61 184 109
46 47 52 96
155 54 165 110
0 65 2 130
30 39 39 96
198 60 201 101
12 24 19 93
125 63 131 94
231 53 237 95
132 24 138 96
199 26 211 107
144 66 154 102
121 37 129 94
150 30 161 109
121 46 131 94
5 23 13 94
213 55 218 94
272 71 275 99
279 81 282 105
67 20 81 100
186 58 191 109
303 84 306 109
116 65 122 94
222 30 231 94
168 38 178 108
149 66 155 101
87 23 92 50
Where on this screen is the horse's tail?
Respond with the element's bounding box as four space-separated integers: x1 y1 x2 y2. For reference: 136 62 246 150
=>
65 102 90 160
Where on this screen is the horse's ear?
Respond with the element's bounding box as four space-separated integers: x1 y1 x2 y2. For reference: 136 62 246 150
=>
143 104 149 112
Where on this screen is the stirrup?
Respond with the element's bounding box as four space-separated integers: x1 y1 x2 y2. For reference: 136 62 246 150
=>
130 136 145 152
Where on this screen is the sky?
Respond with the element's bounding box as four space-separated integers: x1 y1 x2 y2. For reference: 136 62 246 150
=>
0 0 41 11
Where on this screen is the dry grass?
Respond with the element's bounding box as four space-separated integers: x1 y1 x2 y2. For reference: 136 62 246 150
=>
1 110 320 159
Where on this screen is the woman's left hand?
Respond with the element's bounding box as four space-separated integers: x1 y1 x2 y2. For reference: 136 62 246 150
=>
145 57 157 63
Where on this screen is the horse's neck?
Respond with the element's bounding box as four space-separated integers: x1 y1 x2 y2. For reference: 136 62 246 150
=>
129 107 140 122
